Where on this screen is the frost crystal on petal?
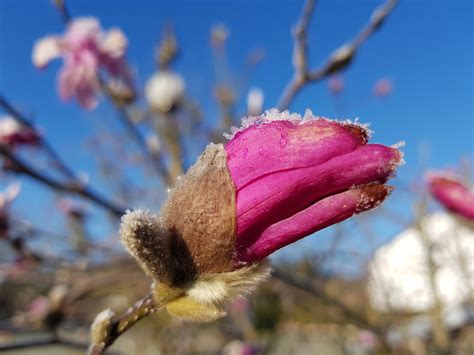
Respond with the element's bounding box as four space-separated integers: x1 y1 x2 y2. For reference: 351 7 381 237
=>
223 108 373 140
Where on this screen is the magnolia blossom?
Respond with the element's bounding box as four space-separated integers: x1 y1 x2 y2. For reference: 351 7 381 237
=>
427 172 474 220
0 116 40 147
32 17 131 109
145 71 185 112
373 78 393 97
246 88 264 116
120 109 402 322
211 24 229 48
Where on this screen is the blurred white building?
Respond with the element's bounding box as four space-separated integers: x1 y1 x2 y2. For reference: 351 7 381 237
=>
368 212 474 313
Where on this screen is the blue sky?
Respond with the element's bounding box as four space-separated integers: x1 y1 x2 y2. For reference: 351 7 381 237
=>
0 0 472 270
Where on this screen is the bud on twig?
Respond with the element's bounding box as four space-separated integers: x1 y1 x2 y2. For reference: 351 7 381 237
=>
120 109 402 322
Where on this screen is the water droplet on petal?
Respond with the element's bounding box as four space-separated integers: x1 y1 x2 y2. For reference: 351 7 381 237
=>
258 146 264 156
242 147 249 158
281 131 288 138
280 138 288 147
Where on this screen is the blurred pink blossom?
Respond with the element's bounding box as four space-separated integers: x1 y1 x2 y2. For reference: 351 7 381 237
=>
57 199 87 219
328 75 344 95
0 116 40 147
32 17 132 109
427 172 474 220
373 78 393 97
225 110 403 264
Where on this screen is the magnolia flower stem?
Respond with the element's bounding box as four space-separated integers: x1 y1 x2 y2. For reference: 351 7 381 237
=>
87 293 157 355
157 114 184 183
87 269 390 354
277 0 398 110
53 0 72 25
0 144 125 217
115 106 171 184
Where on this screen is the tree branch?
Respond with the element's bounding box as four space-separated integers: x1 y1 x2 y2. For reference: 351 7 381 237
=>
271 267 388 339
96 77 170 184
87 293 157 355
0 144 126 217
0 94 77 180
277 0 398 110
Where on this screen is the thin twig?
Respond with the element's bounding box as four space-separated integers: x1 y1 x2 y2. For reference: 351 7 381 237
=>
53 0 72 25
0 94 76 180
99 79 172 185
0 144 125 217
87 293 157 355
272 267 388 339
277 0 398 110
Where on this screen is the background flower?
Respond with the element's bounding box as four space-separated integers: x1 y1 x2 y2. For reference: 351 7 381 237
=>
32 17 131 109
427 172 474 221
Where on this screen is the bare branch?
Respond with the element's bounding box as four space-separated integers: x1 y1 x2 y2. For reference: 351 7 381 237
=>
277 0 398 110
99 80 172 185
272 267 388 340
0 144 126 217
87 293 157 355
0 94 77 180
292 0 316 75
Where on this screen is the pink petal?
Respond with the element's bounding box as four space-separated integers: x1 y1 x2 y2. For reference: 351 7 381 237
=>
427 173 474 220
32 36 62 69
58 64 99 109
225 119 369 190
66 17 101 41
373 78 393 97
58 64 83 101
100 28 127 59
237 184 392 263
75 69 100 110
236 144 401 247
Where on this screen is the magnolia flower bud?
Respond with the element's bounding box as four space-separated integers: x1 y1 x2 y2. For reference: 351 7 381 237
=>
373 78 393 97
247 88 264 116
145 72 185 112
427 172 474 221
327 44 355 74
120 109 402 321
90 309 115 347
210 24 229 48
0 116 40 147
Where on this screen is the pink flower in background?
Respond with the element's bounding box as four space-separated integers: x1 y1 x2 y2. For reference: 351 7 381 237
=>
0 116 40 147
373 78 393 97
32 17 131 109
328 75 344 95
225 110 403 264
57 199 87 219
427 172 474 221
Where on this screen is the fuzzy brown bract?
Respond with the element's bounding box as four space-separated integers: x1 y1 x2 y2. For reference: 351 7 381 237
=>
160 143 238 275
120 143 270 321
